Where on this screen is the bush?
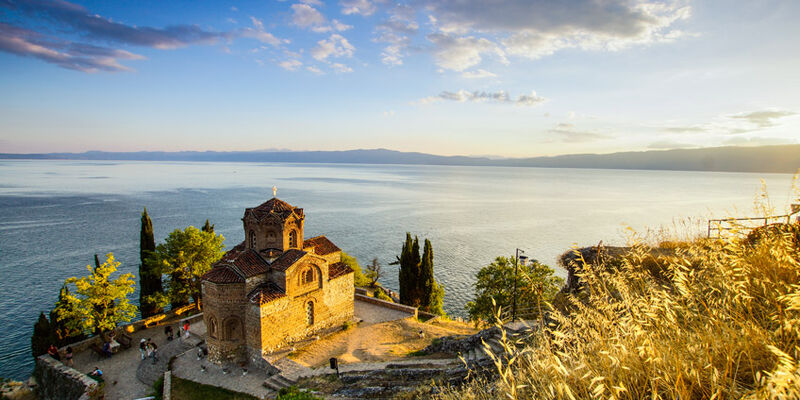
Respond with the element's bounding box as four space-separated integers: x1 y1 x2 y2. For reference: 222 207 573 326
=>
375 288 393 302
437 223 800 399
341 252 371 287
277 386 323 400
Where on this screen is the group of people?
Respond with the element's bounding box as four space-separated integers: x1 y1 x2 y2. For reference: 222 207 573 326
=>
139 338 159 364
46 344 73 367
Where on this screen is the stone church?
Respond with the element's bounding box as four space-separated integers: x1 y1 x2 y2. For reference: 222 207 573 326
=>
201 197 354 365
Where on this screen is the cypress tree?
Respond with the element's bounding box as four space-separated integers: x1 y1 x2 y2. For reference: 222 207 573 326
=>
409 236 421 306
418 239 434 310
397 233 413 305
202 219 214 233
139 208 163 317
31 312 52 359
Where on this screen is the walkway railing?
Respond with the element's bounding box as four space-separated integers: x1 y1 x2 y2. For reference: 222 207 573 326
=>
707 205 800 238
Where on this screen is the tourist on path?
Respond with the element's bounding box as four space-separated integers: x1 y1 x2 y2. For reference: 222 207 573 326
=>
139 339 147 360
149 341 159 364
164 325 174 341
64 346 74 367
47 344 60 361
101 341 113 358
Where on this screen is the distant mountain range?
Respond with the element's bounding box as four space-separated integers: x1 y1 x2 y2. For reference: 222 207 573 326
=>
2 145 799 174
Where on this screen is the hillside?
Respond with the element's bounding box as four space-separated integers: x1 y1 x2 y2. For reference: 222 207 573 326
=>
2 144 799 173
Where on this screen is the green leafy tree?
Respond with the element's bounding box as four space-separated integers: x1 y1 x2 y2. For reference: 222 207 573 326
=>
56 253 138 335
150 226 225 308
50 286 86 346
466 256 563 323
341 252 370 287
139 208 163 317
31 312 53 359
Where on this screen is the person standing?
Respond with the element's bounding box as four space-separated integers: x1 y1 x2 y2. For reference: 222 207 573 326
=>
64 346 74 367
149 341 159 364
139 339 147 360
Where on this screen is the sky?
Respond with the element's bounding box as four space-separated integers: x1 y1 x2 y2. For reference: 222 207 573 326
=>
0 0 799 158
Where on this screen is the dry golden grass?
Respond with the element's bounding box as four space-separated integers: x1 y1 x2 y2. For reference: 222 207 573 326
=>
434 223 800 400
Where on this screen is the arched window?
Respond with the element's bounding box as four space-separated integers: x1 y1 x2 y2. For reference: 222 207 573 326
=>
249 230 256 249
289 230 297 248
305 301 314 325
304 268 314 284
209 316 218 339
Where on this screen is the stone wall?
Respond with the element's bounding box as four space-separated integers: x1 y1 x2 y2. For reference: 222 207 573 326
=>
354 294 417 317
34 355 100 400
202 281 247 364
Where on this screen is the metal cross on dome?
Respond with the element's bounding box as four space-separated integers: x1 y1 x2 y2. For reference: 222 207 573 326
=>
272 186 277 197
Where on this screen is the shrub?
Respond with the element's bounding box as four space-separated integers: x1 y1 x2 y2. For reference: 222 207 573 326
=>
277 386 323 400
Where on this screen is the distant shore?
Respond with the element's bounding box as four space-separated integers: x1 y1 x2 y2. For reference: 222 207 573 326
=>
2 144 799 174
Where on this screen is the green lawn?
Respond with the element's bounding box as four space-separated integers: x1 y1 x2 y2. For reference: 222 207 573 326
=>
170 377 257 400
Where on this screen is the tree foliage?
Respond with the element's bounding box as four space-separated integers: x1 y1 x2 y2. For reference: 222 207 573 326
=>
50 285 86 345
395 234 445 314
150 226 225 308
31 312 52 359
201 219 214 233
466 256 563 323
341 252 370 287
139 208 163 317
56 253 137 334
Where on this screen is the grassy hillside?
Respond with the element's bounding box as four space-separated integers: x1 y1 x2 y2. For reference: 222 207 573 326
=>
434 222 800 399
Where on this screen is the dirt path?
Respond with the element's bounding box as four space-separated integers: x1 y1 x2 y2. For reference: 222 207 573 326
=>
289 317 476 367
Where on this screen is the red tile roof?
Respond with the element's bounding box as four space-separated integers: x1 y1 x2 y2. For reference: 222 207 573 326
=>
202 266 244 284
269 249 307 271
303 236 341 256
246 198 303 222
247 281 286 304
214 241 270 278
328 261 353 280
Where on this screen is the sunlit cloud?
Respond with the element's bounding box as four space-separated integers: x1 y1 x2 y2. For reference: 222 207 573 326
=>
420 89 546 106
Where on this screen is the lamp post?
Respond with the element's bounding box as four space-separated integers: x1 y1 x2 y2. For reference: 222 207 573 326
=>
512 248 526 322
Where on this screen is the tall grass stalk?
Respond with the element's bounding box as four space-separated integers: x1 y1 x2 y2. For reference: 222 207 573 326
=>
436 224 800 399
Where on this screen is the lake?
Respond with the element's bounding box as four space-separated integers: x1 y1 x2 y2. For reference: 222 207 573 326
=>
0 160 795 379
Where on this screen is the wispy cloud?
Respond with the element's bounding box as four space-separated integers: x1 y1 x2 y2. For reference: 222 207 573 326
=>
462 69 497 79
548 123 611 143
648 140 697 149
278 59 302 71
1 0 230 49
729 110 796 128
420 89 546 106
0 22 144 72
340 0 376 16
241 17 286 46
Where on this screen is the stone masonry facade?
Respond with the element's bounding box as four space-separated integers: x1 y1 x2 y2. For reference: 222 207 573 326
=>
201 197 354 366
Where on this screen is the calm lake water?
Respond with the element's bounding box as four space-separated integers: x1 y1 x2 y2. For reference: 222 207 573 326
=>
0 160 795 379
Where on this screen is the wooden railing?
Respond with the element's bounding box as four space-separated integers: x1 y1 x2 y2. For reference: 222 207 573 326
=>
707 207 799 238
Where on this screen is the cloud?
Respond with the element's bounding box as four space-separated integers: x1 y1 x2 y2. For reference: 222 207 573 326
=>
729 110 797 128
311 34 354 61
291 3 351 33
340 0 377 16
278 59 302 71
422 0 690 70
241 17 286 46
461 68 496 79
647 140 697 149
306 65 324 74
420 89 546 106
548 123 611 143
291 4 327 29
662 126 708 133
330 62 353 73
427 33 506 71
374 5 419 66
0 22 144 72
1 0 230 49
722 136 798 146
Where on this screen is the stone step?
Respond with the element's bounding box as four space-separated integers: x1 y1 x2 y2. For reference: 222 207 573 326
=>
274 374 296 387
263 376 291 392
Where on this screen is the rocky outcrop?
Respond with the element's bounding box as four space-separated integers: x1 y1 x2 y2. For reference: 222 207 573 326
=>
34 355 101 400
